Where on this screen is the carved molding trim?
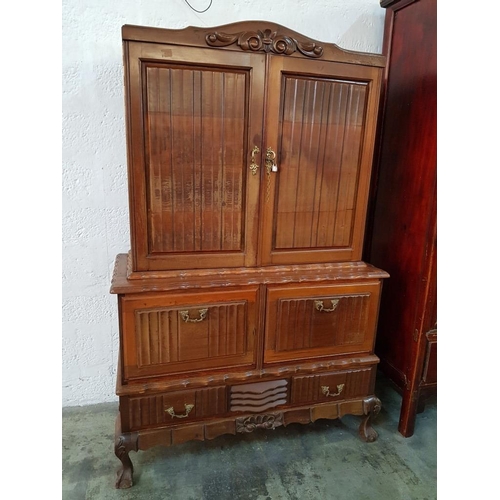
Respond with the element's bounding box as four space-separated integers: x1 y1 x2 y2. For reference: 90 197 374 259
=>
235 412 284 433
205 29 323 58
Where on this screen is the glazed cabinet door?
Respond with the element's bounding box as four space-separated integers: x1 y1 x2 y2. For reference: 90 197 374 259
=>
260 56 382 265
120 286 259 381
124 41 265 271
264 282 382 364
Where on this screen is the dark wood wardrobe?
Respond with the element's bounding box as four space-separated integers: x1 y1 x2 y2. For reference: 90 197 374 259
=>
365 0 437 437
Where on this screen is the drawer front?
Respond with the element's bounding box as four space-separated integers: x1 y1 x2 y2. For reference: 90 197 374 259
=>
122 386 227 431
264 282 381 364
291 367 376 405
121 287 258 381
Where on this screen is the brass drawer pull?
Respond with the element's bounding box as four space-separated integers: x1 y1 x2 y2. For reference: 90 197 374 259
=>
165 403 195 419
314 299 339 312
179 308 208 323
250 145 260 175
321 384 345 397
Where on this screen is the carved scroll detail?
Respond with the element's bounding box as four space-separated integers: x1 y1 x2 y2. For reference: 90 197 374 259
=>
206 29 323 58
235 412 284 433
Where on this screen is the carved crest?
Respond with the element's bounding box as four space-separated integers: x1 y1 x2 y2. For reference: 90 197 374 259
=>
206 29 323 58
235 413 284 433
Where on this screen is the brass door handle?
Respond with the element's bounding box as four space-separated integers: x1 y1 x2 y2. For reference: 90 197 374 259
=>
179 308 208 323
314 299 339 312
250 145 260 175
321 384 345 397
165 403 194 418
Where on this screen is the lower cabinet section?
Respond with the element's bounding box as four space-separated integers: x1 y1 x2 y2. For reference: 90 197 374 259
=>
111 254 388 489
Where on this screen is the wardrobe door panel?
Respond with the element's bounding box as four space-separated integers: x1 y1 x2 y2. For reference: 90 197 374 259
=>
260 56 382 265
125 42 265 271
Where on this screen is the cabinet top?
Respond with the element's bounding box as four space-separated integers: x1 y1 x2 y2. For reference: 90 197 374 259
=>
110 254 389 294
122 20 385 68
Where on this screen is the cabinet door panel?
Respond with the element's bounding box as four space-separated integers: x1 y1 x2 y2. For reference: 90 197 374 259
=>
264 282 381 364
121 287 259 380
125 42 265 271
260 56 382 265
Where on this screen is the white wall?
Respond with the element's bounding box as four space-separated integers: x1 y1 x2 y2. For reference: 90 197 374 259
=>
62 0 385 406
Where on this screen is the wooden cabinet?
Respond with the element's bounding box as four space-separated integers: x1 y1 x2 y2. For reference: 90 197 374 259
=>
365 0 437 437
111 21 388 488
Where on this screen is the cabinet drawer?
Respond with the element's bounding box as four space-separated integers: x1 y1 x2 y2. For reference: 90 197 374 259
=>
264 282 381 364
121 287 258 381
291 367 376 404
121 386 228 431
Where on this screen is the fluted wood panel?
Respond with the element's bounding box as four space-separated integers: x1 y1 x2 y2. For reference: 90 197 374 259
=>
136 302 247 366
276 294 370 352
275 77 367 249
291 368 375 404
230 379 288 412
127 386 227 430
144 64 247 254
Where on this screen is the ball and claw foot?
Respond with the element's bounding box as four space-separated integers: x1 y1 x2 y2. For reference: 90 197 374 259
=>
358 396 381 443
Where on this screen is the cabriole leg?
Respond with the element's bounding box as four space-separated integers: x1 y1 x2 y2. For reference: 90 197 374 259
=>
114 415 137 489
358 396 382 442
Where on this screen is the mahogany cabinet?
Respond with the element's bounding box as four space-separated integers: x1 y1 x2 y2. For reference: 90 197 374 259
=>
365 0 437 437
111 21 388 488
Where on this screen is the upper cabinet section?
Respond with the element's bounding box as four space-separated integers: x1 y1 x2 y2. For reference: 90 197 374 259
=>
122 22 385 274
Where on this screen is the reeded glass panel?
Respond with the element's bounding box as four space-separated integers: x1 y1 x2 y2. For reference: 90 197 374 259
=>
144 64 248 254
274 76 368 249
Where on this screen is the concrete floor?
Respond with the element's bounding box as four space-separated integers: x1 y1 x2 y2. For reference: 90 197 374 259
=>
62 372 436 500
